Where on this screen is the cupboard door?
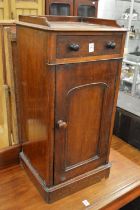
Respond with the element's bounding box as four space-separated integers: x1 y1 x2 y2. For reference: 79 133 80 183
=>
54 60 119 184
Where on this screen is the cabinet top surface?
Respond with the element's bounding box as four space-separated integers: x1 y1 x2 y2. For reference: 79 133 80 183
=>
17 15 127 32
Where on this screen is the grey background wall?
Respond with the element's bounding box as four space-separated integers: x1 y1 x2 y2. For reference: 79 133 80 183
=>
98 0 140 53
98 0 116 19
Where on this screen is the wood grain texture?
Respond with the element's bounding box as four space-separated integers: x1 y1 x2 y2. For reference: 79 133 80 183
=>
0 144 21 170
0 136 140 210
16 25 55 187
105 31 126 162
20 151 110 203
48 31 126 65
56 33 123 59
18 15 127 32
19 15 120 27
54 60 119 184
16 16 126 202
66 83 106 167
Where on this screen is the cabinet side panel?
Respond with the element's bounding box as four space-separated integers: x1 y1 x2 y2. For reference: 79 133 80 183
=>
16 26 55 186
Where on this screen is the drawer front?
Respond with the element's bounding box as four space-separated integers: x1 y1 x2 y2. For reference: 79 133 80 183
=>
56 34 123 59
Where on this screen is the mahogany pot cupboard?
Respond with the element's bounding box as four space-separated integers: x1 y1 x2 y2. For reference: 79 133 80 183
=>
15 15 126 203
45 0 98 17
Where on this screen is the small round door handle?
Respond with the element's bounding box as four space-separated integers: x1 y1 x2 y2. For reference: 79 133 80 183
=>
57 120 67 129
69 43 80 51
106 41 116 49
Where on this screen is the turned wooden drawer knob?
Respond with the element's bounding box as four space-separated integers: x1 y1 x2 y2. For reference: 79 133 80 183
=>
57 120 67 129
69 43 80 51
106 41 116 49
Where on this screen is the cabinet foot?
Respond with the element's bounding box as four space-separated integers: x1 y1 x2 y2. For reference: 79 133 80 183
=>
20 151 111 203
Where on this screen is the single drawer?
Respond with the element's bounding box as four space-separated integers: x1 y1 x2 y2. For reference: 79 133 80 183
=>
56 33 123 59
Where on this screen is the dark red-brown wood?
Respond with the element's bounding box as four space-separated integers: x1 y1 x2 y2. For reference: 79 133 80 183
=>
16 26 55 186
54 60 120 184
56 33 123 59
16 16 126 203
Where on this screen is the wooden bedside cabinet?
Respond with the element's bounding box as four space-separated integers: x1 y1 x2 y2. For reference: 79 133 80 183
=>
16 16 126 203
